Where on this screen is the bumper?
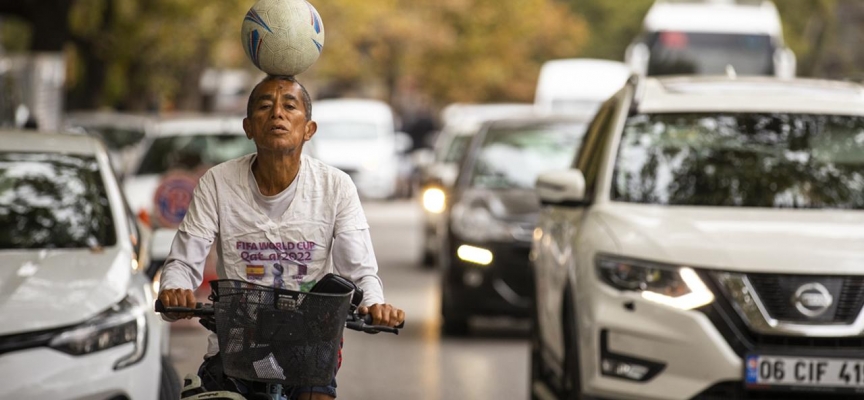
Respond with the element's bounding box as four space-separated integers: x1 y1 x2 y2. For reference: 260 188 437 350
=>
443 239 534 317
0 342 161 400
578 283 741 400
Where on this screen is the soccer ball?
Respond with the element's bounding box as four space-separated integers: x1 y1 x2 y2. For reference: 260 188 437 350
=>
241 0 325 76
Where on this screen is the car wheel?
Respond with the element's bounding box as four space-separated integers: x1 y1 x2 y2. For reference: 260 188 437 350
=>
159 356 182 400
421 249 436 268
529 301 544 400
561 287 584 400
440 282 470 336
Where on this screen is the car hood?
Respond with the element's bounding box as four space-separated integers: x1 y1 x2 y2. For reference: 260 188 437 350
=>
311 140 392 170
123 174 161 215
595 203 864 274
0 247 130 335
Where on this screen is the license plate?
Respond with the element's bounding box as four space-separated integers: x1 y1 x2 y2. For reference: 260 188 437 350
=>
746 354 864 391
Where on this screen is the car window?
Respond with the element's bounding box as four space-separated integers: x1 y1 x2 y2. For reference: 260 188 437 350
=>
136 134 256 175
612 113 864 209
647 31 775 76
573 96 621 199
468 121 587 190
81 127 146 151
314 121 379 141
442 135 473 164
0 152 117 249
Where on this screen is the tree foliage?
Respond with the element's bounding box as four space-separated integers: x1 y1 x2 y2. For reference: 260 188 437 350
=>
1 0 864 111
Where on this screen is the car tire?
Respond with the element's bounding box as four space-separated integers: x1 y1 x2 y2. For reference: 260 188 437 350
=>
562 287 584 400
440 282 470 336
159 356 182 400
529 301 544 400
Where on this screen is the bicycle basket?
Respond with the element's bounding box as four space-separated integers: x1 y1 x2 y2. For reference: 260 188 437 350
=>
210 279 352 387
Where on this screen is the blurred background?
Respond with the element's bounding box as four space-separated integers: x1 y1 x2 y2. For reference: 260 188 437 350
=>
2 0 864 399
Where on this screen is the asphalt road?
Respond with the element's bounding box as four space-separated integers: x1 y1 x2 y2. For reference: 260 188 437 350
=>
168 199 530 399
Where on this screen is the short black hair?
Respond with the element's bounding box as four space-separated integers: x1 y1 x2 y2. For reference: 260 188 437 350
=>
246 75 312 120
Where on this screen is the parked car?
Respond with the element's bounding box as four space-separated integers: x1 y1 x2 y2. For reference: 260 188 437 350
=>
626 0 796 78
439 116 590 336
0 131 178 399
63 111 154 178
122 114 256 272
534 59 630 118
308 98 412 200
530 75 864 399
418 103 535 266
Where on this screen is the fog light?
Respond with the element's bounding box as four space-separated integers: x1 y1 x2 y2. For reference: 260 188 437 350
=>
464 270 484 287
598 329 665 382
457 245 493 266
601 358 650 381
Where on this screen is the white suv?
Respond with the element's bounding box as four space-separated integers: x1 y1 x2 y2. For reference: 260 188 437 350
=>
530 76 864 400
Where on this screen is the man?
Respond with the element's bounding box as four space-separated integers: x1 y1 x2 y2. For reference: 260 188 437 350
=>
158 75 405 399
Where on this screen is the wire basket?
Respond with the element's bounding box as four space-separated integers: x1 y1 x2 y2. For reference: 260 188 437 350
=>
210 279 352 387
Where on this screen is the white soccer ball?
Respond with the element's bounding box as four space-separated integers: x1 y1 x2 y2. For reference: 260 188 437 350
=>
240 0 325 76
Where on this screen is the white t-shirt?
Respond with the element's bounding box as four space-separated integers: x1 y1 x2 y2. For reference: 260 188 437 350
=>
159 153 385 324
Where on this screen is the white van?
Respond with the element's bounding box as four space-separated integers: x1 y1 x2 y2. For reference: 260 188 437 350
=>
534 58 631 118
626 0 796 78
309 98 412 200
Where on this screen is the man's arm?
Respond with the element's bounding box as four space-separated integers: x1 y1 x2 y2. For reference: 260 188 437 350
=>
331 229 404 327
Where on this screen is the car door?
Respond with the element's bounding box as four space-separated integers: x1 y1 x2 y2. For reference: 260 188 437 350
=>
533 90 628 366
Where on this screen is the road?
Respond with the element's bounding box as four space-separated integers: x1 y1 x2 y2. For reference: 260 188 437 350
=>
169 199 530 399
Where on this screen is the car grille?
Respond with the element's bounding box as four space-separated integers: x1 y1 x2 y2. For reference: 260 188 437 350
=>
746 274 864 324
699 272 864 354
497 246 533 297
0 326 67 355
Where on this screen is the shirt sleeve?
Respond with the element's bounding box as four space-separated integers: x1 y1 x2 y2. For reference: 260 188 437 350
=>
178 171 219 240
331 228 385 307
333 175 370 234
159 231 213 292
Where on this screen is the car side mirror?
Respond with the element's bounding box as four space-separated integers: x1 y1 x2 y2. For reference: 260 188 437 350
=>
535 169 587 207
395 132 413 154
774 47 797 79
625 42 650 77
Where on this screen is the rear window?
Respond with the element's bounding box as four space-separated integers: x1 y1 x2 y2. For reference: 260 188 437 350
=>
647 31 775 76
0 152 116 249
136 134 256 175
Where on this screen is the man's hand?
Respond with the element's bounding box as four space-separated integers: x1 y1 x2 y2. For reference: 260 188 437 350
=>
358 303 405 327
157 288 197 320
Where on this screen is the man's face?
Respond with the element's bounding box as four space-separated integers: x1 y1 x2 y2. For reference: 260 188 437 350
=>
243 79 316 154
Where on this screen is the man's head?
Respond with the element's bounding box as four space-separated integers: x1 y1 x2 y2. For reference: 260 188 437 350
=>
243 75 317 155
246 75 312 120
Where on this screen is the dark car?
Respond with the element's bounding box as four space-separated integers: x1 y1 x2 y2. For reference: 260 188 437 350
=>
438 116 589 335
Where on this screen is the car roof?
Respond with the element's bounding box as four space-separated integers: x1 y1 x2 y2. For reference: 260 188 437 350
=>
535 59 631 101
312 98 394 124
643 0 783 37
636 76 864 116
63 111 153 129
149 114 245 137
0 130 107 156
441 103 536 135
484 115 593 130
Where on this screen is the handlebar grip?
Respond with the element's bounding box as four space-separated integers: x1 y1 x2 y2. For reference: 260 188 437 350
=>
360 313 405 329
155 299 166 313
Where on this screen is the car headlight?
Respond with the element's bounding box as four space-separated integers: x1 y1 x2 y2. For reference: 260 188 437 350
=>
49 294 148 369
422 187 446 214
451 203 515 242
595 255 714 310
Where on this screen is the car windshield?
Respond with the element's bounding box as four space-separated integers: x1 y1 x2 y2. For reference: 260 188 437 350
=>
613 113 864 209
647 31 775 76
314 121 379 141
136 134 256 175
469 121 587 190
0 152 116 249
81 126 146 150
441 134 473 163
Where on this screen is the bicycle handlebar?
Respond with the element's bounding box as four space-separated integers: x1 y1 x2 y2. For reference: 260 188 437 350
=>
154 299 403 334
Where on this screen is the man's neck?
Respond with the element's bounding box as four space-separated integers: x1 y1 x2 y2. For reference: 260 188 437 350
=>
252 150 302 196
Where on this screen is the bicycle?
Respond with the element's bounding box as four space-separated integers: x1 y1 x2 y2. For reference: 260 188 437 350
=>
155 274 403 400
